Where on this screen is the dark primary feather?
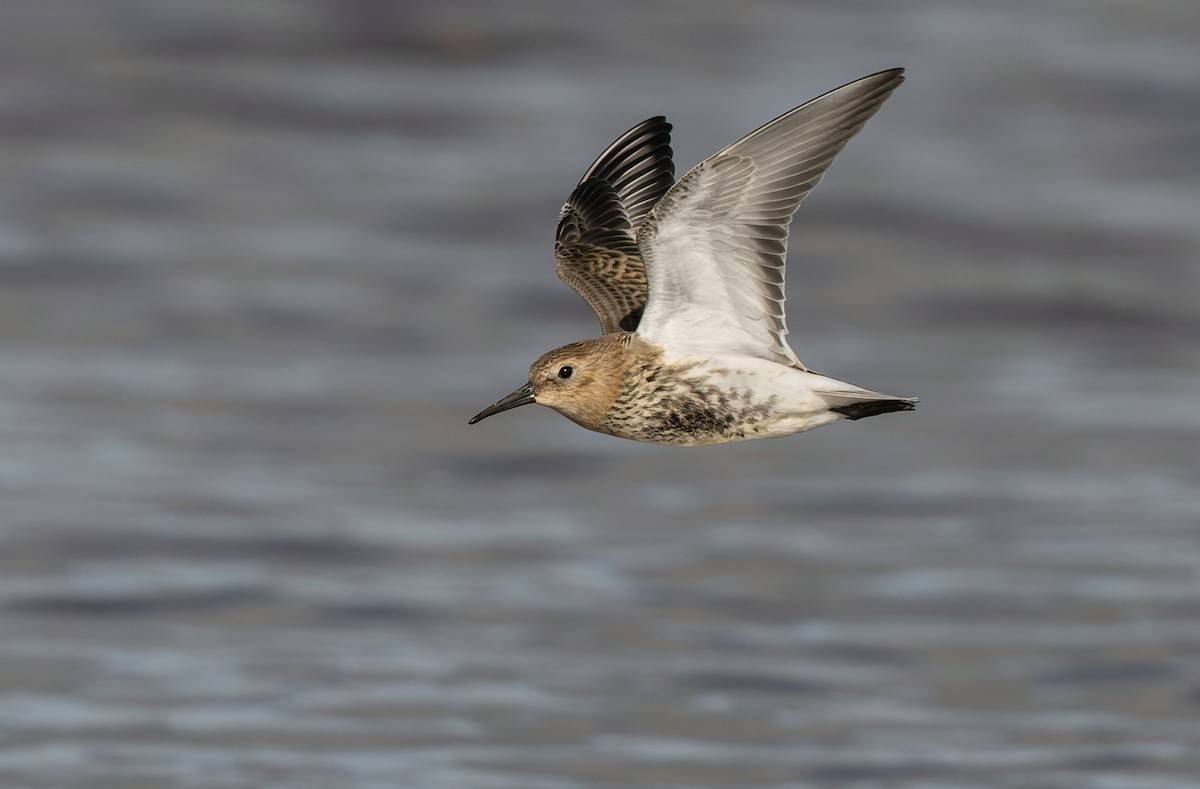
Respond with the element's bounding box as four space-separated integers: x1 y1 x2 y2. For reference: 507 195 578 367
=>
573 115 675 228
555 117 674 334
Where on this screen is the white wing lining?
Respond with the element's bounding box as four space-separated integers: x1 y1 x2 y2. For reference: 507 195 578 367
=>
635 69 905 367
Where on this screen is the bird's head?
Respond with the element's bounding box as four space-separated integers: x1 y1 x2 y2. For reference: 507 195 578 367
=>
469 335 634 431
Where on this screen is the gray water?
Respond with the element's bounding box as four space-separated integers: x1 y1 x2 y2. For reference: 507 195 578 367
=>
1 2 1199 787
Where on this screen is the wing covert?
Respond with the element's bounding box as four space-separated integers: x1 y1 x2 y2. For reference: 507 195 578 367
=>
554 117 674 334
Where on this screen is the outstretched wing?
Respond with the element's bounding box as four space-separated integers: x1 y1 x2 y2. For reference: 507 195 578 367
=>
635 69 905 367
555 117 674 334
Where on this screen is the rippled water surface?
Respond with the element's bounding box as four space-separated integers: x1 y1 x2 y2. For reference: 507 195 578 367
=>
2 2 1198 787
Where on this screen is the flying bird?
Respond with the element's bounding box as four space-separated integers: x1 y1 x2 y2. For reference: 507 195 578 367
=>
470 69 916 446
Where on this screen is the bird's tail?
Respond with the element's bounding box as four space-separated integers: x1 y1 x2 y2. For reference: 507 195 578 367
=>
819 387 918 421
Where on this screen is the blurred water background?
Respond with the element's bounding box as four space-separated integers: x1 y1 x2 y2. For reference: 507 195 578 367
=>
1 1 1198 787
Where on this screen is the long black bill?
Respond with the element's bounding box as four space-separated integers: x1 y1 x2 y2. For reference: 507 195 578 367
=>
468 382 536 424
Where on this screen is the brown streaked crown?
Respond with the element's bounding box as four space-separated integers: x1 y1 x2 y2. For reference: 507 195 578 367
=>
526 334 644 430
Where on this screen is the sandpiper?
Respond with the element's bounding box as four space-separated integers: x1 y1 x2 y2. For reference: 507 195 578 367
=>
470 68 916 446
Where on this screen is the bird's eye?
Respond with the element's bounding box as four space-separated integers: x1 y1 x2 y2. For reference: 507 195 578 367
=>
557 366 574 380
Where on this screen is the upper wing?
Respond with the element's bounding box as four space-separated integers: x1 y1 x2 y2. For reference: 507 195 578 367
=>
555 117 674 334
634 69 905 367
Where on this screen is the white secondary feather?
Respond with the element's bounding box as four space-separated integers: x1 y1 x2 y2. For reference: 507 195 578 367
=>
634 69 905 368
